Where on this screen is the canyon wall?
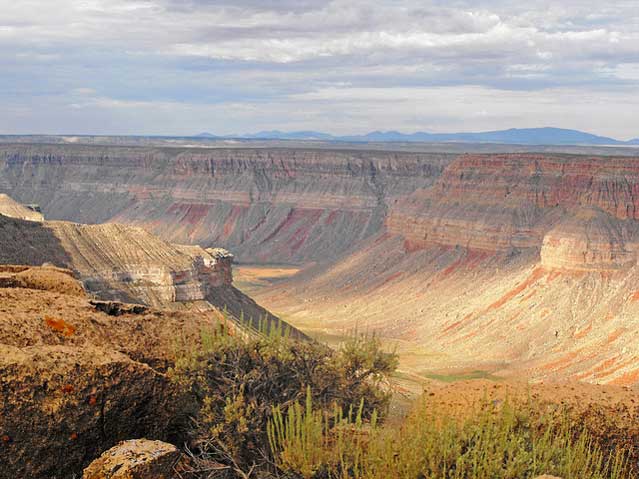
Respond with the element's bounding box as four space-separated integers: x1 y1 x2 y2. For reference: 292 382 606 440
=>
6 145 639 271
246 153 639 385
387 154 639 270
0 195 299 340
0 144 451 263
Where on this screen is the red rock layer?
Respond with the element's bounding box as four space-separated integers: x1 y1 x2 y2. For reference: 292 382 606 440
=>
388 154 639 260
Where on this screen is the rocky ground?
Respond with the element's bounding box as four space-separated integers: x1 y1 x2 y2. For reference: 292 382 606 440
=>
0 265 227 478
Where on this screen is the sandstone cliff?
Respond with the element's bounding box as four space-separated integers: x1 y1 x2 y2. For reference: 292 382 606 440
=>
0 144 451 264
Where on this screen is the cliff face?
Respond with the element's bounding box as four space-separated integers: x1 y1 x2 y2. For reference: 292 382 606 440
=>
540 208 639 271
387 154 639 270
0 145 451 263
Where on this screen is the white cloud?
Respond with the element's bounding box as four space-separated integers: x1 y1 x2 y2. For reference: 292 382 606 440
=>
0 0 638 137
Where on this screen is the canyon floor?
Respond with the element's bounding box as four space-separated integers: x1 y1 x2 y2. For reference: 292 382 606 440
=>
236 263 521 391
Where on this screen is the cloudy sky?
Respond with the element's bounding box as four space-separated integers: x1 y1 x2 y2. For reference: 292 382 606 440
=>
1 0 639 138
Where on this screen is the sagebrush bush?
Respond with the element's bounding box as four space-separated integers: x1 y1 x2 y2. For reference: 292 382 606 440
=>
169 321 397 477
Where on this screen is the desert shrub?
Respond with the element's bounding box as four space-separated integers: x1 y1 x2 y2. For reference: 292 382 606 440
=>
170 320 632 479
169 322 397 478
268 395 631 479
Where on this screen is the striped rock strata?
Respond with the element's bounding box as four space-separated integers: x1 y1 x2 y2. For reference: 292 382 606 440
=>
0 144 451 263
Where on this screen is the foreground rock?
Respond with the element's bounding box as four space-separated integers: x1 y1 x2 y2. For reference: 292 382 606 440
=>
0 266 226 478
83 439 179 479
1 345 180 478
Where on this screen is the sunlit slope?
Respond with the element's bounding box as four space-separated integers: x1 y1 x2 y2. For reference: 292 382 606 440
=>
256 154 639 385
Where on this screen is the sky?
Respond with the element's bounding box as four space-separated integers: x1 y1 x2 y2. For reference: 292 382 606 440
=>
1 0 639 138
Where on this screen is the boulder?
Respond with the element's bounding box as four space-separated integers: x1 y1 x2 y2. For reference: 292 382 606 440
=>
83 439 179 479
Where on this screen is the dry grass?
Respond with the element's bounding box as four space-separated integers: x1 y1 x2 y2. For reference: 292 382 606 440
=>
269 391 633 479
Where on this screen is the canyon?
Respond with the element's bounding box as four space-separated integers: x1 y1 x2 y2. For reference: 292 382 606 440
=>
258 153 639 384
0 144 451 264
3 144 639 385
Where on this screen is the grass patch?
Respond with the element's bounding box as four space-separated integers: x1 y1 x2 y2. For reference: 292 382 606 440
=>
233 264 300 294
424 369 503 383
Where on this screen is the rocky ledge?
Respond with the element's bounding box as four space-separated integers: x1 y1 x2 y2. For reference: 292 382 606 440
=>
0 265 226 478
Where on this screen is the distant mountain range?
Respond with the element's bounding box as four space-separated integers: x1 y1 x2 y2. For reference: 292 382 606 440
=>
195 127 638 146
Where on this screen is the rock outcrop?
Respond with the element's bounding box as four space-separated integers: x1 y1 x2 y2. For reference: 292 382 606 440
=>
0 193 43 222
0 266 224 478
83 439 179 479
0 197 281 317
1 345 180 479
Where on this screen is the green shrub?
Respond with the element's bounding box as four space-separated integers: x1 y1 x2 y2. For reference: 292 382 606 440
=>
169 323 397 477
